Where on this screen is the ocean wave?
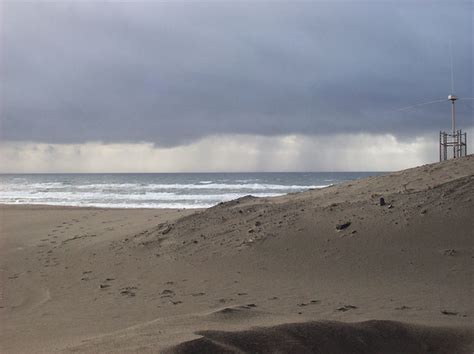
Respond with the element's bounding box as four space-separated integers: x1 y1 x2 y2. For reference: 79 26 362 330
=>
0 173 338 209
0 191 282 202
0 182 326 192
74 183 324 191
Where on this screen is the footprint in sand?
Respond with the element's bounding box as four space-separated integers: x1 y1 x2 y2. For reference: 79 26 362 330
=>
218 298 234 304
160 289 175 298
336 305 358 312
120 287 137 297
395 305 411 310
297 300 320 307
191 292 206 297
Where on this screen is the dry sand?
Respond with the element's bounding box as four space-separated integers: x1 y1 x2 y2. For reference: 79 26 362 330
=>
1 156 473 353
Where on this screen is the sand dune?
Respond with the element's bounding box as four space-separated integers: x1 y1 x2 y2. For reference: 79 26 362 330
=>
1 156 473 353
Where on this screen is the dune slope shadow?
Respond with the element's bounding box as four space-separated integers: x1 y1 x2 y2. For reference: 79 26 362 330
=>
166 320 473 354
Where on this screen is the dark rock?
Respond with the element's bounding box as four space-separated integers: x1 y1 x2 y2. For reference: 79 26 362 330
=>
379 197 386 206
441 310 458 316
336 222 351 230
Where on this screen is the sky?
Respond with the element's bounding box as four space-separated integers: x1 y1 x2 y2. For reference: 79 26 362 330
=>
0 0 472 172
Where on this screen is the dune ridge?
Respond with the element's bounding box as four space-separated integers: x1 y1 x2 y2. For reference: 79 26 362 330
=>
168 320 473 354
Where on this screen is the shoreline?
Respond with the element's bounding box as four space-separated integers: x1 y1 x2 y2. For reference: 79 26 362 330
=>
0 203 191 211
1 156 473 353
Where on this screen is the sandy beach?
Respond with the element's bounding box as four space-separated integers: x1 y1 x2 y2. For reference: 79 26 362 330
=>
1 156 473 353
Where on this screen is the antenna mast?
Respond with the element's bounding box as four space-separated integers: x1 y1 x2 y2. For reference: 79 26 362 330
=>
448 94 458 157
439 44 467 161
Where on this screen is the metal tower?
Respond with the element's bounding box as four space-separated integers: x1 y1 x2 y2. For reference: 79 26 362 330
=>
439 95 467 161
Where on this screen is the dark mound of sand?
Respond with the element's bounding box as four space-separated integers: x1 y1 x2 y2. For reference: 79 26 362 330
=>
166 320 473 354
206 304 261 321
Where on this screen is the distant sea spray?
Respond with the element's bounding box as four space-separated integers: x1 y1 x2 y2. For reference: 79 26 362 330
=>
0 172 382 209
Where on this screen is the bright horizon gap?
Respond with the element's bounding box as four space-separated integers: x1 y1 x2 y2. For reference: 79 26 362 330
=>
2 131 472 174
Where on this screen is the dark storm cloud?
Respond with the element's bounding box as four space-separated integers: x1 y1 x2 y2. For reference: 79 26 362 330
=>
1 1 472 146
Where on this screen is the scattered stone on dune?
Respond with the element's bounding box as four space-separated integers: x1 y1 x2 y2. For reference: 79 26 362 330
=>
191 292 205 297
336 221 351 230
248 229 255 233
387 204 393 209
160 224 172 235
420 209 427 214
170 300 182 305
255 221 261 227
99 284 110 289
379 197 386 206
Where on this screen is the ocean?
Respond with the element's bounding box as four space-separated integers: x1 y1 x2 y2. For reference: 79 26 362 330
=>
0 172 383 209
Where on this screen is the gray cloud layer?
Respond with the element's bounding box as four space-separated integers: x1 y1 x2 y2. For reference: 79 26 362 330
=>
1 1 472 146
